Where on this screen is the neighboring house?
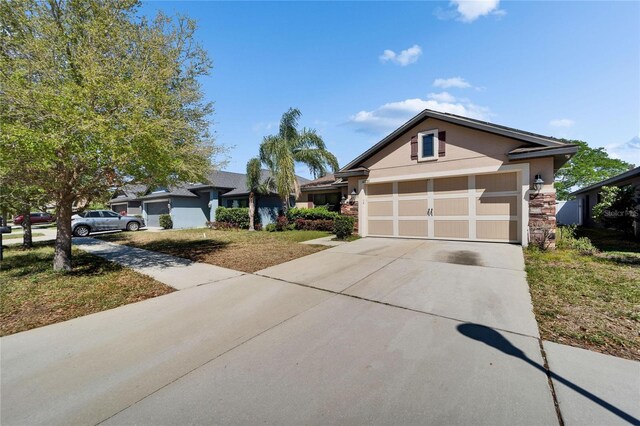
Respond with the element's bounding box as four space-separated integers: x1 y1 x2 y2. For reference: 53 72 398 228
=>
312 108 578 246
297 174 347 211
108 171 309 228
569 166 640 231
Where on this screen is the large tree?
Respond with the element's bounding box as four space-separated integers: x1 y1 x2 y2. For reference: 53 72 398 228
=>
1 0 218 270
245 157 274 231
259 108 338 214
555 140 634 200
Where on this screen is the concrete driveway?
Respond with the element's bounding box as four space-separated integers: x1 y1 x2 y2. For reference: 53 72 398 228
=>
2 238 636 425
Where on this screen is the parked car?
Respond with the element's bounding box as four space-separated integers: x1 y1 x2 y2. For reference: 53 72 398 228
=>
13 212 55 226
1 217 11 234
71 210 145 237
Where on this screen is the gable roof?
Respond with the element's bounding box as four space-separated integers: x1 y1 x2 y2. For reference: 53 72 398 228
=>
570 166 640 196
340 108 571 172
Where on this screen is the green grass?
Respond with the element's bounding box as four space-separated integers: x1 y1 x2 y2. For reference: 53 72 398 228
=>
525 228 640 360
2 232 45 240
99 229 332 273
0 243 174 336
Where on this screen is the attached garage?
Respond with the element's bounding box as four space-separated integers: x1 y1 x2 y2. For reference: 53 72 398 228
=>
144 201 170 227
366 171 521 243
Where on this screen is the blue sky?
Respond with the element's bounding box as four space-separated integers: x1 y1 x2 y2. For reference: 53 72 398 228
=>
142 1 640 177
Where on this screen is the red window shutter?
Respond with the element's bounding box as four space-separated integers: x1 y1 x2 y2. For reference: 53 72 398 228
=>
410 135 418 160
438 131 446 157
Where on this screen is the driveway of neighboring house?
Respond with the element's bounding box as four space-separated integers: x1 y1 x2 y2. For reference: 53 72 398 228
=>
2 238 637 425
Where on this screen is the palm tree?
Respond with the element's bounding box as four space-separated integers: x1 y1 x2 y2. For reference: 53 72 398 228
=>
246 157 273 231
259 108 338 214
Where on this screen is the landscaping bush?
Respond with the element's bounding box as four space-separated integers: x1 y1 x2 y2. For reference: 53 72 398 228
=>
334 215 355 240
294 218 334 231
265 223 277 232
159 214 173 229
556 225 597 254
287 207 339 221
275 216 289 232
215 207 250 229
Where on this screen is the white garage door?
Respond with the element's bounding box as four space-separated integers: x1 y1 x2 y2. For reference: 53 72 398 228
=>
366 172 521 243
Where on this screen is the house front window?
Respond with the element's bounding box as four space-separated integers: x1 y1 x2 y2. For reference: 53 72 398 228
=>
311 192 341 211
418 130 438 161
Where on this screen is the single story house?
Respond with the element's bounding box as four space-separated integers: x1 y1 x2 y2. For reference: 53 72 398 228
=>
312 108 578 246
109 170 309 228
569 166 639 231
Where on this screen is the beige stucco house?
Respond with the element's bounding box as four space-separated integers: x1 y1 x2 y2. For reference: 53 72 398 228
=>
301 109 578 246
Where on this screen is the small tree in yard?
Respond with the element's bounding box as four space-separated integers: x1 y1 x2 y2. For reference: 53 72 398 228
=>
1 0 220 270
592 185 638 235
259 108 338 215
334 216 355 240
245 157 274 231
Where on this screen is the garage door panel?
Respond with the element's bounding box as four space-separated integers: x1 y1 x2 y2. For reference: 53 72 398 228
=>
476 196 517 216
476 220 518 241
398 220 428 237
368 220 393 236
368 201 393 217
434 220 469 239
365 172 520 243
368 183 393 198
434 198 468 216
433 176 468 194
475 173 517 193
398 180 427 196
398 199 428 216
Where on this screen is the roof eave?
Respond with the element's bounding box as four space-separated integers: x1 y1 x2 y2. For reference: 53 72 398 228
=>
570 167 640 196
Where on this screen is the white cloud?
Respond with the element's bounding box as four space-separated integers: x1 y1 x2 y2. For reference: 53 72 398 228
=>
605 136 640 166
433 77 472 89
379 44 422 66
348 94 491 134
549 118 575 128
451 0 503 22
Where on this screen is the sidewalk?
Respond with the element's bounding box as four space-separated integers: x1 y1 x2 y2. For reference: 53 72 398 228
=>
73 238 243 290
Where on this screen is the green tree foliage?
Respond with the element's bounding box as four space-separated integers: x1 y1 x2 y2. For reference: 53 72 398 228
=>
555 140 633 200
259 108 338 213
592 185 638 235
245 157 273 231
1 0 218 270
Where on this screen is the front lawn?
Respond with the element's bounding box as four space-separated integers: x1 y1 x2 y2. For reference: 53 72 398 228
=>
99 229 331 273
0 243 175 336
525 228 640 361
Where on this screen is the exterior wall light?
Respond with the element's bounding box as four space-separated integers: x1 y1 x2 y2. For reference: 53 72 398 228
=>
533 174 544 193
349 189 357 204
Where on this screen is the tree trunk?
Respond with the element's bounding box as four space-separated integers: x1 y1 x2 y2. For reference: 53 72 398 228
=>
53 199 73 271
281 196 289 217
248 191 255 231
22 207 32 248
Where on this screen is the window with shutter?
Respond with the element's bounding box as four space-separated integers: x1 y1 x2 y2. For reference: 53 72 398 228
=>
417 130 439 162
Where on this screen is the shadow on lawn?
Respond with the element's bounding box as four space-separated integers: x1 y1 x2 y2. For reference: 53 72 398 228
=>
132 238 230 263
458 323 639 424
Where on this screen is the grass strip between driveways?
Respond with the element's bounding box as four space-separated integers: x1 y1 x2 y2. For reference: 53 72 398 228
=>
0 243 175 336
98 229 331 273
525 229 639 361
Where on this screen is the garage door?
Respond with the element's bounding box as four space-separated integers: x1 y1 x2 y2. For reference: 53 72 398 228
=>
366 172 520 243
145 202 170 227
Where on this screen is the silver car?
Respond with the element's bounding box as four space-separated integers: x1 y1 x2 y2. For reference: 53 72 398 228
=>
71 210 145 237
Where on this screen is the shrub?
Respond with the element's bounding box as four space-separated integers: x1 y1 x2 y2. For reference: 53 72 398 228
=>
287 207 339 221
275 216 289 232
215 207 250 229
334 215 355 240
295 218 334 231
159 214 173 229
556 225 597 254
265 223 277 232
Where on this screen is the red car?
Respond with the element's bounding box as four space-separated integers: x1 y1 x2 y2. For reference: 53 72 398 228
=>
13 212 55 226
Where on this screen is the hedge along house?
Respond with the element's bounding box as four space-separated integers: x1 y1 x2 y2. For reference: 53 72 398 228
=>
108 170 309 229
327 109 577 246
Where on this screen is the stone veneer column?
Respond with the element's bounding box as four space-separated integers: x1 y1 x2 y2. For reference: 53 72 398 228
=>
528 192 557 247
340 202 359 233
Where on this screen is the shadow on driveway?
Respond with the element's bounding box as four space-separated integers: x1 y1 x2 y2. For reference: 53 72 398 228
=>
457 323 639 424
